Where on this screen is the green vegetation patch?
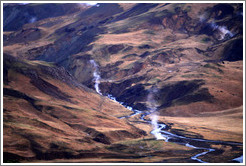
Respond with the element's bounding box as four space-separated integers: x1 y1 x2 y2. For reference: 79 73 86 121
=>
27 60 55 67
147 78 161 84
171 3 186 13
122 54 138 59
107 138 166 154
212 74 222 79
181 74 205 78
170 128 203 139
201 37 211 43
143 30 156 35
164 35 174 42
184 6 192 12
203 63 224 73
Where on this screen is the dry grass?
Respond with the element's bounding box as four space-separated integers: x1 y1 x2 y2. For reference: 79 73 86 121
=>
158 106 243 143
3 3 243 163
3 61 147 161
118 3 137 11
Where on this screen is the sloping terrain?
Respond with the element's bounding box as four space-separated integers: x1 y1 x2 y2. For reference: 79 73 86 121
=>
3 3 243 163
3 54 147 162
3 53 210 163
3 3 243 114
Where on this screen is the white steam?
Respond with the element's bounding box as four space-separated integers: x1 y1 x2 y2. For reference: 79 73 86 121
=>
148 87 166 140
19 3 29 5
218 26 234 39
79 2 99 7
198 13 207 22
150 114 166 140
209 21 234 40
29 17 37 23
210 21 234 40
209 21 219 30
198 13 234 40
90 60 102 95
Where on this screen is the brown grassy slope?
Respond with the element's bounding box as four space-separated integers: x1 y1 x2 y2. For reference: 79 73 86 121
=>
157 106 243 143
156 60 243 116
4 4 243 161
3 55 203 163
3 3 243 121
83 3 243 145
3 55 146 162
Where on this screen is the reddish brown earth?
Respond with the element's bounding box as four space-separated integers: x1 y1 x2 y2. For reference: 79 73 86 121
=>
3 3 243 163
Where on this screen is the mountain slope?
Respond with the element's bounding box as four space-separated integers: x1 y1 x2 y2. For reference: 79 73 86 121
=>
3 3 243 163
3 54 147 162
3 4 243 116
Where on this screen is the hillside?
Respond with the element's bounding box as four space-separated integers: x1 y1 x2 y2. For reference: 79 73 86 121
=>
2 3 243 163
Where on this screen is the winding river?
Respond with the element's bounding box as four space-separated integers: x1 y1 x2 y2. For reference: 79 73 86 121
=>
107 94 243 163
90 60 243 163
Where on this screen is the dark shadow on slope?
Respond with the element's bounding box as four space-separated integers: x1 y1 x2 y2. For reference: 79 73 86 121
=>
30 76 72 102
3 88 42 111
158 80 214 109
210 4 234 20
3 3 82 31
3 152 28 163
112 3 159 22
221 37 243 61
3 54 73 102
36 26 104 67
79 3 123 18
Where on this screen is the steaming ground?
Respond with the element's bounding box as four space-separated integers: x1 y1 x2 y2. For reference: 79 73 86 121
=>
147 86 167 140
92 68 167 141
90 68 242 163
3 3 243 163
198 12 234 40
90 60 102 95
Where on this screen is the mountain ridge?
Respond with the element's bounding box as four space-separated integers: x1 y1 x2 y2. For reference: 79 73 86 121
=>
3 3 243 163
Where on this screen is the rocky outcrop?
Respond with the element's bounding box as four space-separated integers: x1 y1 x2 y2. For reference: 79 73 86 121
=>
162 9 191 32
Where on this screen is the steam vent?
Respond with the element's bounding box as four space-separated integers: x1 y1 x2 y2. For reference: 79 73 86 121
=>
2 2 244 164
